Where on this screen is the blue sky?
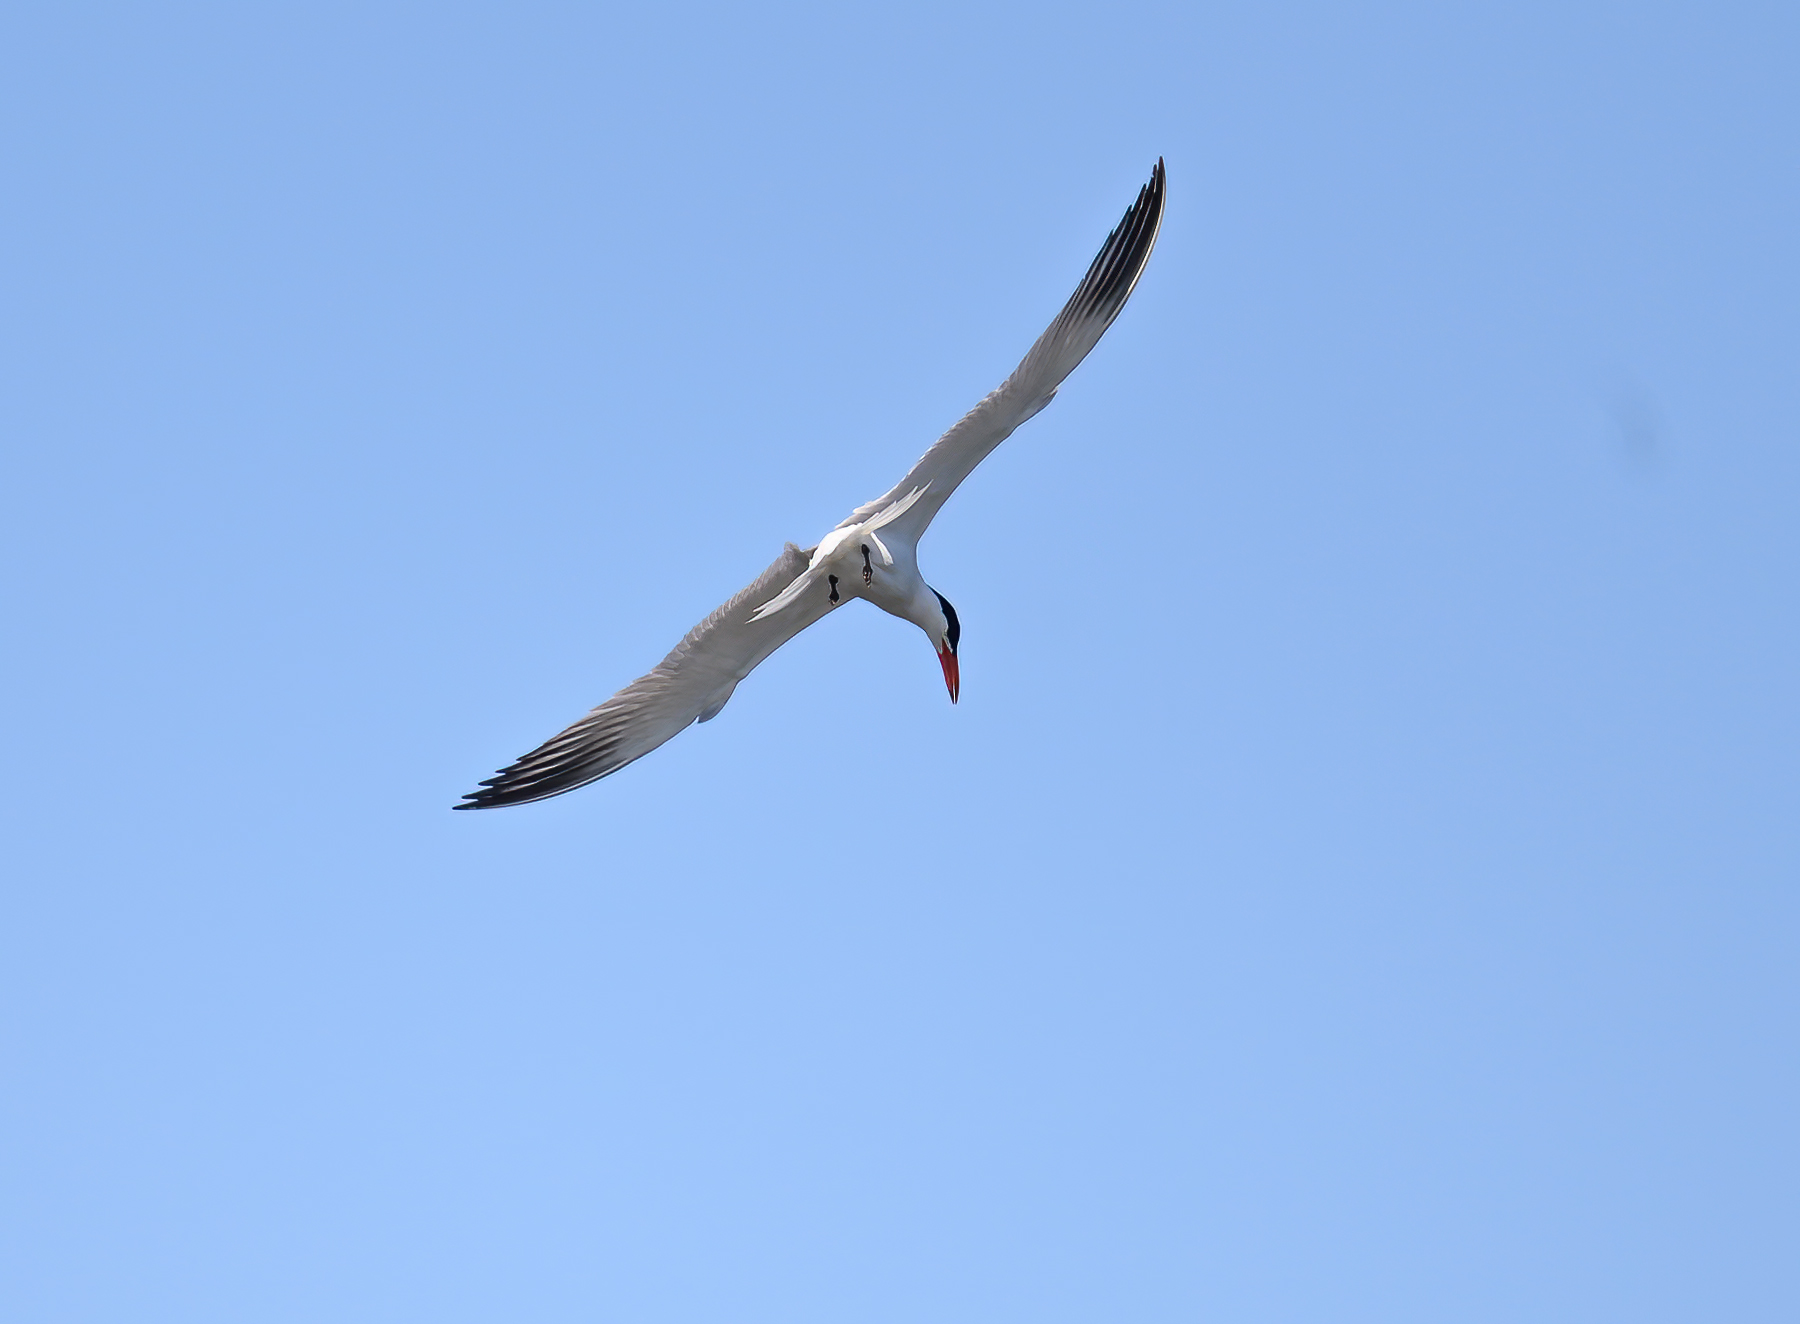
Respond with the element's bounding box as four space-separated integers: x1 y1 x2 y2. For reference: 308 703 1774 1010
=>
2 3 1795 1319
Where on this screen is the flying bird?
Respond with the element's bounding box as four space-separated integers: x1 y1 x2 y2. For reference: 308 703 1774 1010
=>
457 160 1165 809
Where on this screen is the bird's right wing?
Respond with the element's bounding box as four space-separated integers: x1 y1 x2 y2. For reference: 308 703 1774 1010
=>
836 158 1166 543
456 542 829 808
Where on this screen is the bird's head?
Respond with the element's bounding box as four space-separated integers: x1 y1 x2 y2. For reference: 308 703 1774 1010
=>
931 588 960 703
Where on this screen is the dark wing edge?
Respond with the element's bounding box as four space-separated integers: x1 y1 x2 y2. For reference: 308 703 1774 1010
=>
1006 155 1166 411
454 542 814 809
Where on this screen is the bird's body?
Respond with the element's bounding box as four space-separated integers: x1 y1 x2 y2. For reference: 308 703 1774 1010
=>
458 161 1165 809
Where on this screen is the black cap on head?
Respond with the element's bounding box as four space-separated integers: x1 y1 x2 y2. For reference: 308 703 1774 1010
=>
932 589 960 653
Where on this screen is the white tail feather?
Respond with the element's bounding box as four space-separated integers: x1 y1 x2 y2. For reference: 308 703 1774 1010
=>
866 482 930 531
748 568 817 620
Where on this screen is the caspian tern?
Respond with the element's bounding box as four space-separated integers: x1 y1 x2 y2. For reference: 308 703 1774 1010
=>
457 159 1165 809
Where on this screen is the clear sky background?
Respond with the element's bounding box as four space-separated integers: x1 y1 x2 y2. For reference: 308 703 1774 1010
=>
2 3 1795 1320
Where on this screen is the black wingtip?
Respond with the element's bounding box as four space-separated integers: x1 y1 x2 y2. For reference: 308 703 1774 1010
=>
1059 156 1167 332
1145 157 1166 218
454 778 525 810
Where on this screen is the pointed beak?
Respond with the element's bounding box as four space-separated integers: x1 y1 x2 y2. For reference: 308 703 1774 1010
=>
937 644 959 704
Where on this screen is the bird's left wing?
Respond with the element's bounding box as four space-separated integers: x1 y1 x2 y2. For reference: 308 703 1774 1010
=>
456 542 829 808
834 158 1165 543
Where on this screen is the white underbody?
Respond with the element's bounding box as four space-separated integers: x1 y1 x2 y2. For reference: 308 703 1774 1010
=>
749 484 944 638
